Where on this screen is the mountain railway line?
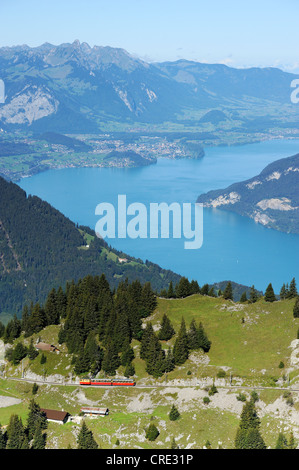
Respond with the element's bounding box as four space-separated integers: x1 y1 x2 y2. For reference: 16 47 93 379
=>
2 376 299 394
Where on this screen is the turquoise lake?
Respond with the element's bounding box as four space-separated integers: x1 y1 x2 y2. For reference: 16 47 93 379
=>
19 139 299 294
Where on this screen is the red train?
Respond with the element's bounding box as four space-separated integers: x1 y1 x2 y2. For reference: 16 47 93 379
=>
80 378 136 386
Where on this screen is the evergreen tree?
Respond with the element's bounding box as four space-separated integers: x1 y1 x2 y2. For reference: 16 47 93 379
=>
26 399 47 441
4 315 22 343
121 339 135 367
140 323 155 361
190 280 200 295
145 423 159 441
31 423 46 449
288 431 296 449
197 322 211 352
27 338 39 361
167 281 175 298
240 292 247 303
187 319 200 350
264 283 276 302
44 288 59 325
11 342 27 365
235 400 266 449
164 348 175 373
223 282 233 301
275 432 288 449
173 318 189 365
157 314 175 341
287 278 298 299
249 285 258 303
102 340 120 376
145 337 166 378
0 423 6 449
124 362 135 377
77 421 98 449
171 437 179 449
280 283 287 300
140 282 157 317
293 296 299 319
169 404 180 421
175 277 192 298
208 287 216 297
200 284 210 296
27 303 47 335
6 414 27 449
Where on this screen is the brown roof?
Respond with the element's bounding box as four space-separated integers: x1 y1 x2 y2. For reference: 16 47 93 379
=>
40 408 69 421
35 342 59 352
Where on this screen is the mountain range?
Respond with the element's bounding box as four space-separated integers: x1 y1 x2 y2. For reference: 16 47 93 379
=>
0 40 298 133
197 153 299 234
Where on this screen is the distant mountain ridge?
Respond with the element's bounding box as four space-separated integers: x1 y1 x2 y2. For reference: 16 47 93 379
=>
197 153 299 234
0 40 298 132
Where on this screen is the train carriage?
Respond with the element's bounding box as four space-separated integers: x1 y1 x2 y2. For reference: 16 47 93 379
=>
79 378 135 386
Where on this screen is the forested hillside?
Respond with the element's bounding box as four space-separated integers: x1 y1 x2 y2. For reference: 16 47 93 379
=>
0 176 181 317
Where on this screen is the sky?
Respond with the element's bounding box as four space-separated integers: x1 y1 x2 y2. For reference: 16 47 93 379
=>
0 0 299 71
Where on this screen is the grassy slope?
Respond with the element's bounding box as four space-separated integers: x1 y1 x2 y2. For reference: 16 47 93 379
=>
0 295 298 449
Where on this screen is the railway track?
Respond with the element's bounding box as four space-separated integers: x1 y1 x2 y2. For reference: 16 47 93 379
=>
2 375 299 393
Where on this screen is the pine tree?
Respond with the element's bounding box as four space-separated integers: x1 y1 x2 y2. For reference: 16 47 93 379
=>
175 277 191 298
0 423 6 449
121 339 135 367
167 281 175 298
77 421 98 449
235 400 266 449
280 283 287 300
158 314 175 341
44 288 59 325
190 280 200 295
31 423 46 449
173 318 189 365
293 296 299 319
6 414 27 449
264 283 276 302
223 282 233 301
169 404 180 421
201 284 210 296
240 292 247 303
197 322 211 352
170 437 179 449
26 399 47 441
187 318 200 350
102 340 120 376
27 338 39 360
124 362 135 377
140 282 157 317
249 285 258 303
288 278 298 299
140 323 155 361
164 348 175 373
145 423 159 441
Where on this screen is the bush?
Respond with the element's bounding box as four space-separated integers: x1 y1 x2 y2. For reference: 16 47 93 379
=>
216 369 226 378
236 393 247 402
203 397 210 405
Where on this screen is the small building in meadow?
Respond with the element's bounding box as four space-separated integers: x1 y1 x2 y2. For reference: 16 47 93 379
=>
40 408 69 424
80 407 109 417
35 342 60 353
